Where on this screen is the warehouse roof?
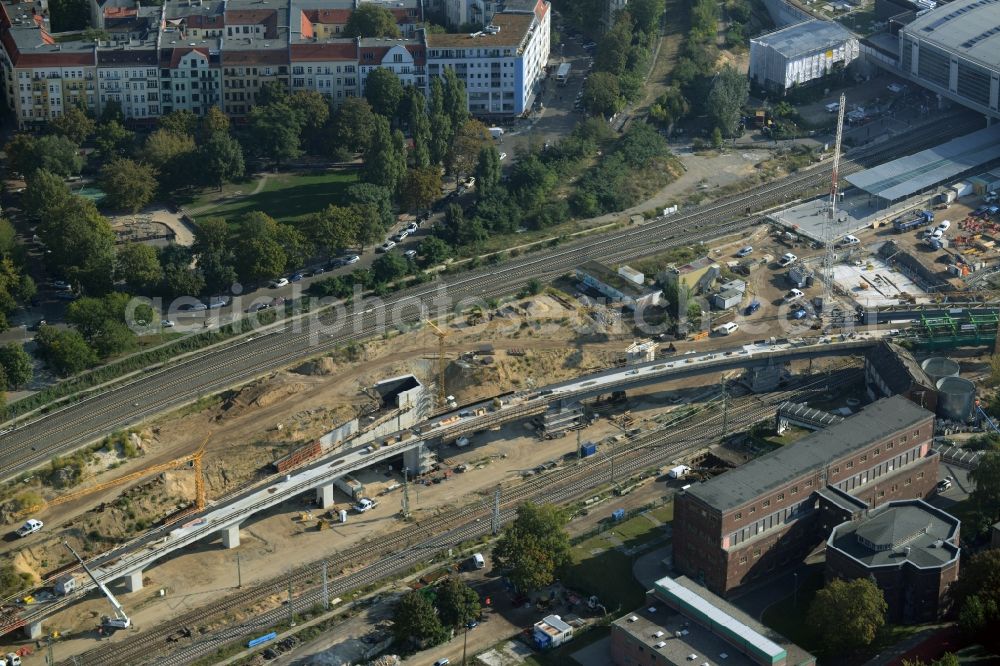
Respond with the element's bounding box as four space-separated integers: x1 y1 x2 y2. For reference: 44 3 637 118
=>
827 500 960 569
752 19 855 57
845 123 1000 202
903 0 1000 71
685 396 933 512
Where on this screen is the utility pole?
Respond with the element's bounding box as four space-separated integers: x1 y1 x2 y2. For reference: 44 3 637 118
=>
491 487 502 536
462 623 469 665
288 580 296 627
322 562 329 611
402 468 411 519
236 551 242 589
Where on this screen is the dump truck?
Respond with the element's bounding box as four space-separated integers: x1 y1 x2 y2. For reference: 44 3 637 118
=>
892 209 934 233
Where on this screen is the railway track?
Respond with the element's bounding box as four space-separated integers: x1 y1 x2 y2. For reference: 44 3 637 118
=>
66 368 861 666
0 113 979 479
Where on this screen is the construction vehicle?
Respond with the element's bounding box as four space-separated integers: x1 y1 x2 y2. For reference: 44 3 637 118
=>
42 434 209 515
62 542 130 631
892 209 934 233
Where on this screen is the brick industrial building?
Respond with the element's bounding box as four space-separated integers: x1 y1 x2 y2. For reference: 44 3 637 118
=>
826 499 960 623
674 395 939 596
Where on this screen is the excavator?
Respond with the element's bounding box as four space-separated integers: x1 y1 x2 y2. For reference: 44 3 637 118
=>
62 542 131 632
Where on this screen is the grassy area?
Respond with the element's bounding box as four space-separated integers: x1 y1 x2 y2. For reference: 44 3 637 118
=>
190 170 359 223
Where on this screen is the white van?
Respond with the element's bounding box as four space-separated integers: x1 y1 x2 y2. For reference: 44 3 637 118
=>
840 234 860 246
713 322 739 336
471 552 486 569
784 288 804 303
825 102 840 113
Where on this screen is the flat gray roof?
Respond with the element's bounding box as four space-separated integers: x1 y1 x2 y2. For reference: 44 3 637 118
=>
685 396 933 512
828 500 960 569
845 123 1000 202
753 19 855 58
903 0 1000 70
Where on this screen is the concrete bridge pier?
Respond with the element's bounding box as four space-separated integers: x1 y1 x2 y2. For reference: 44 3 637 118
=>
125 569 144 593
316 483 335 509
403 442 432 475
221 524 241 549
25 621 42 640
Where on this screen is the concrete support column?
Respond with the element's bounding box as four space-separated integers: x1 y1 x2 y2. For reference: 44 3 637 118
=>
221 524 241 549
25 621 42 640
403 443 427 476
316 483 335 509
125 570 144 593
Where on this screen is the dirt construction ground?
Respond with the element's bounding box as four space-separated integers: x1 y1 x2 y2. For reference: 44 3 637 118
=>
1 290 752 664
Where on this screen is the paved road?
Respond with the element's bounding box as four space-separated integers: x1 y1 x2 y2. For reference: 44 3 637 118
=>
0 119 976 481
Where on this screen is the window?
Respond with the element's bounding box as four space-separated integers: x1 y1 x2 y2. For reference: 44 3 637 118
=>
861 454 867 462
833 466 840 474
905 478 911 486
846 461 853 469
735 512 742 520
805 479 813 487
878 490 885 498
762 500 770 508
791 486 798 494
749 507 755 514
777 493 784 501
874 448 880 456
917 472 924 479
739 556 747 565
753 549 761 559
887 442 894 450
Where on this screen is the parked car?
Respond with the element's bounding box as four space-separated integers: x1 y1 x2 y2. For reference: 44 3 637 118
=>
935 220 951 232
784 288 804 303
378 240 396 252
270 278 289 288
54 292 78 301
839 235 860 246
745 300 761 315
713 322 739 336
936 478 952 492
245 302 270 313
290 272 304 282
28 320 46 331
392 230 409 242
161 319 175 328
405 222 419 234
51 280 70 290
15 518 43 538
778 253 797 267
790 306 808 320
354 498 376 513
499 152 508 161
736 246 753 257
404 249 418 259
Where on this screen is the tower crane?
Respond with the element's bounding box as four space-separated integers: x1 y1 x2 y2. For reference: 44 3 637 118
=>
424 320 449 409
43 433 210 514
823 93 847 319
62 541 131 630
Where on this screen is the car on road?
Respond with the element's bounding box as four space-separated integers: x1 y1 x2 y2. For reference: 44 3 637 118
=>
307 267 326 277
404 249 418 259
839 235 860 246
736 246 753 257
499 152 508 161
745 300 761 315
405 222 419 234
887 82 905 93
290 273 304 282
583 41 596 49
936 478 952 492
466 620 479 629
161 319 175 328
377 240 396 252
433 659 450 666
51 280 70 290
354 498 376 513
790 305 808 320
15 519 43 538
270 278 289 288
392 230 409 242
245 302 270 313
778 253 797 267
28 320 46 331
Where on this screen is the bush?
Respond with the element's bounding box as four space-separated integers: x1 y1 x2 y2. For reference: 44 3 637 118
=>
0 564 32 598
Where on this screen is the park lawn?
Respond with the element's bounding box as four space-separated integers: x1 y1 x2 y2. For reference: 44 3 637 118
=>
192 170 359 224
563 547 646 614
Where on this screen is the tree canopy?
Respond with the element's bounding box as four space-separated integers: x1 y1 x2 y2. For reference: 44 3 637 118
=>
707 64 749 138
391 590 448 648
492 502 571 592
344 4 400 38
364 68 405 120
806 578 886 655
435 577 481 629
100 158 158 213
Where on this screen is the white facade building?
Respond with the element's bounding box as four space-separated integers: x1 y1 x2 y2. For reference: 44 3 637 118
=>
749 19 859 91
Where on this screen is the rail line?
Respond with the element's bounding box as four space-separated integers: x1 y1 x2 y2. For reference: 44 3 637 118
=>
65 368 860 666
0 114 977 479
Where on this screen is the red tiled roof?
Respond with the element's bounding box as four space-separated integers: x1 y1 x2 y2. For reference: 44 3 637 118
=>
221 49 287 65
534 0 549 21
225 9 276 25
304 8 352 24
290 42 356 61
186 14 223 29
14 51 95 66
166 46 209 68
299 11 313 38
103 6 137 18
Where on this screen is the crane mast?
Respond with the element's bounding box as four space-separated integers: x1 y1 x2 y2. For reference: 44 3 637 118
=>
823 93 847 316
63 541 131 630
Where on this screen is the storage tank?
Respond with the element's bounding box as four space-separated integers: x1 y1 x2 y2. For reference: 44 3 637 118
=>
921 357 960 384
935 376 976 422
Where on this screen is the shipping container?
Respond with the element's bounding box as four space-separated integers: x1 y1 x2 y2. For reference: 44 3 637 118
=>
580 443 597 457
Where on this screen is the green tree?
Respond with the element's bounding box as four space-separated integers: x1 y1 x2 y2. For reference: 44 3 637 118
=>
234 212 287 283
326 97 377 159
442 68 469 131
952 549 1000 650
492 502 571 592
447 119 491 178
0 343 32 390
193 217 231 256
249 102 302 166
707 64 749 138
363 116 407 193
435 577 481 629
969 452 1000 533
289 90 330 152
372 252 408 284
142 128 197 170
344 4 400 38
116 243 163 292
711 127 724 148
595 18 631 76
347 183 395 230
49 105 95 145
199 106 231 138
365 68 405 120
628 0 666 34
159 109 199 136
401 166 442 212
403 86 432 167
649 86 690 128
100 158 157 213
303 204 360 257
5 134 83 178
66 292 150 356
275 224 313 271
198 133 245 190
22 169 72 222
160 258 206 299
391 590 448 648
806 578 886 655
39 196 116 294
474 145 501 198
353 209 384 252
428 77 453 165
94 120 135 159
418 236 451 268
582 72 624 118
0 563 32 599
34 325 98 375
48 0 89 31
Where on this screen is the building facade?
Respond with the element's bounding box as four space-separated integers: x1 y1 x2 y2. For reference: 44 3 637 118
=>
826 500 960 623
0 0 549 127
749 19 860 92
673 396 939 596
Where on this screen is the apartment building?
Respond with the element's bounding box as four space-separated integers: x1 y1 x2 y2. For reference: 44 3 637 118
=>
673 396 939 596
0 0 549 126
426 0 549 116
